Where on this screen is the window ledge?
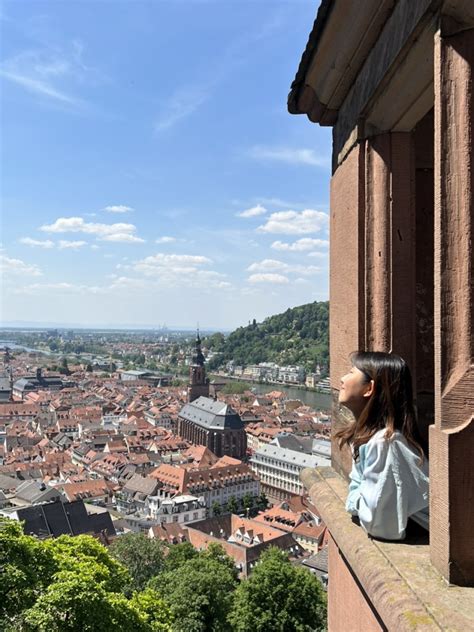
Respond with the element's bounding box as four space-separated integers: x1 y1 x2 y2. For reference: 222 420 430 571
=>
301 467 474 632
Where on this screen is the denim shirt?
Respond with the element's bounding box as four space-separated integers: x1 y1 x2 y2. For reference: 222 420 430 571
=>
346 429 429 540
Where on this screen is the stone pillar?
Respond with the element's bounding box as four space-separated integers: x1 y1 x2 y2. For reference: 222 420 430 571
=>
364 132 416 369
430 27 474 585
330 143 366 476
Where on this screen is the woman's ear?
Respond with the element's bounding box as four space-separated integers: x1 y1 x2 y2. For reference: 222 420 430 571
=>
363 380 375 398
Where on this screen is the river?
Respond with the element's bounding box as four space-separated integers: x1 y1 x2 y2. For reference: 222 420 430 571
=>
249 383 332 412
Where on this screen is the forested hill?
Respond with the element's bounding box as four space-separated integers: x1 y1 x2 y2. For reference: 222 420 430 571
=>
204 301 329 372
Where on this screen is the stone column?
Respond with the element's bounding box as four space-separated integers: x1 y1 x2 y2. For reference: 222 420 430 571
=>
430 26 474 585
364 132 416 369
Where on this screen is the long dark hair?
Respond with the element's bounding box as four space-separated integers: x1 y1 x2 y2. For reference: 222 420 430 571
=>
336 351 425 461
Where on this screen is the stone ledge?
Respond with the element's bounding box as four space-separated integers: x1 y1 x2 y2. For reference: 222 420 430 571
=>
301 467 474 632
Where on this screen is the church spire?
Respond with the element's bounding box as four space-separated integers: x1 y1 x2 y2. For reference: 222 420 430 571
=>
192 329 205 367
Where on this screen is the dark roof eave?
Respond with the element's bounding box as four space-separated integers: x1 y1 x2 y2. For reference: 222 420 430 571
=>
287 0 337 126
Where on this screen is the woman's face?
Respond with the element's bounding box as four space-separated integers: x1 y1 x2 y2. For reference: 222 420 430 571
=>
339 366 373 414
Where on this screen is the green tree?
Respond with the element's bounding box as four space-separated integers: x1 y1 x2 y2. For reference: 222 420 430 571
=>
211 501 222 516
130 588 174 631
149 549 238 632
241 493 254 513
109 533 165 594
162 542 198 572
256 492 269 512
0 518 56 622
20 572 151 632
225 496 238 514
228 547 327 632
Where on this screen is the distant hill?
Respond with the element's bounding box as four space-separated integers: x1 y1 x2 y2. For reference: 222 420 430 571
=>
203 301 329 372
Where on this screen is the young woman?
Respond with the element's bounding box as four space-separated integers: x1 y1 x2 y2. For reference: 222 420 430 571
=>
336 351 429 541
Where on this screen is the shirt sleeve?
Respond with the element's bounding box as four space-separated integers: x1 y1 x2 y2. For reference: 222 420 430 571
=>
348 438 407 540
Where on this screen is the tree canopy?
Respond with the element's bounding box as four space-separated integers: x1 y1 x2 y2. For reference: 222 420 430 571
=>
1 521 327 632
203 301 329 372
228 547 327 632
109 532 165 594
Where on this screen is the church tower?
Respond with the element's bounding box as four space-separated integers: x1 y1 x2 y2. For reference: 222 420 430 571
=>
187 331 210 402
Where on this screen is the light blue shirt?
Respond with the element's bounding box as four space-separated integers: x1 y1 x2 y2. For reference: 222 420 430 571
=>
346 429 429 540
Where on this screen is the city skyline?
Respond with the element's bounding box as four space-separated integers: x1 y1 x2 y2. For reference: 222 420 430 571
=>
1 1 330 329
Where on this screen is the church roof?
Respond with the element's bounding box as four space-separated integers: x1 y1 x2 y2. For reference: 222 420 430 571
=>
179 396 244 431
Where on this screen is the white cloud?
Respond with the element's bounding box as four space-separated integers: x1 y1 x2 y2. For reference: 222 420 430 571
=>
58 240 87 249
248 273 289 284
247 259 288 273
40 216 144 243
15 282 101 295
0 42 95 108
258 209 329 235
101 233 145 244
155 85 208 132
19 237 54 249
247 259 320 276
103 205 134 214
308 251 328 259
156 236 176 244
125 252 230 290
249 146 330 167
237 204 267 218
134 253 212 277
271 237 329 251
0 254 42 277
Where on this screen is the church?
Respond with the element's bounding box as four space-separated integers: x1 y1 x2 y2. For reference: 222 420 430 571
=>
177 334 247 460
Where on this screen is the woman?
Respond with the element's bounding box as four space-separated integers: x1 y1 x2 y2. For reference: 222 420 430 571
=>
336 351 429 540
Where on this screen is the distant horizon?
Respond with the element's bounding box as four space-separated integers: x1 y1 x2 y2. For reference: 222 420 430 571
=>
0 320 230 333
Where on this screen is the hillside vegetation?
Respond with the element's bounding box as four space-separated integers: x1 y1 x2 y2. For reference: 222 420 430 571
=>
204 301 329 372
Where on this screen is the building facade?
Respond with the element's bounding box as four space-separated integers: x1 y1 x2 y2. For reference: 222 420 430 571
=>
289 1 474 629
251 441 330 501
178 397 247 460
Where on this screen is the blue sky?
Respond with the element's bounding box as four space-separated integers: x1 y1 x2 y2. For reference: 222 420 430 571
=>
1 0 331 330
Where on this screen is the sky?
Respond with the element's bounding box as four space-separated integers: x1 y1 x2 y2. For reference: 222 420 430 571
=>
1 0 331 331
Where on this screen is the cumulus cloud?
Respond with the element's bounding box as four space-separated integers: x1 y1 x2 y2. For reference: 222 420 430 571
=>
247 259 288 273
39 216 144 243
0 254 42 277
249 146 329 167
257 209 328 235
103 205 134 213
127 252 230 290
58 240 87 249
19 237 54 249
237 204 267 218
271 237 329 251
135 253 212 274
101 233 145 244
156 236 176 244
308 251 328 259
247 259 320 276
15 282 101 295
248 273 289 284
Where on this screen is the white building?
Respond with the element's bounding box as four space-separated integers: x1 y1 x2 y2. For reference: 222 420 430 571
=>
250 441 331 499
277 366 306 384
147 494 206 525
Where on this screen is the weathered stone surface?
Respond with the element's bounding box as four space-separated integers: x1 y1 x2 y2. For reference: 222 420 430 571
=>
431 26 474 584
301 467 474 630
334 0 435 163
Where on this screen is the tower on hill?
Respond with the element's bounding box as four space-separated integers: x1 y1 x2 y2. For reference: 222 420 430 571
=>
187 331 209 403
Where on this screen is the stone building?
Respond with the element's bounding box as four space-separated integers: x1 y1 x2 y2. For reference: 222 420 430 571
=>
289 1 474 630
177 397 247 460
187 333 210 403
